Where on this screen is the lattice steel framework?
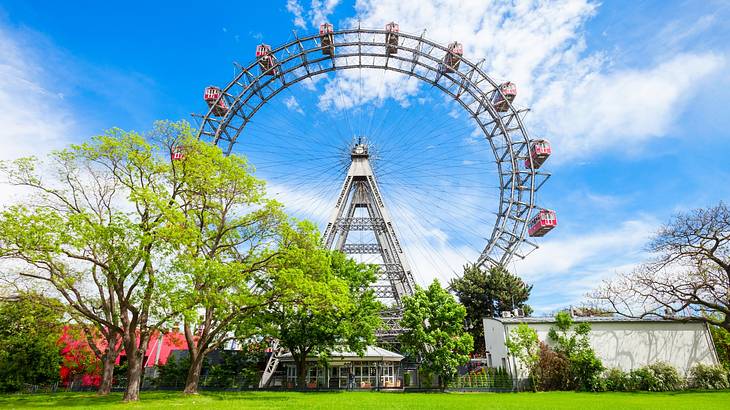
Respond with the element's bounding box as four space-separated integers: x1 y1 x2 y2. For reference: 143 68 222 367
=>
195 26 549 277
322 141 415 340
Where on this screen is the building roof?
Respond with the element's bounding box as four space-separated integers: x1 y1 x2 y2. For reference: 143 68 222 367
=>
279 345 404 362
487 315 699 324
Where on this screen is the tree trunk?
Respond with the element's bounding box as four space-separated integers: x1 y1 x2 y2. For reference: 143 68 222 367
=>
183 351 205 394
123 346 144 402
97 347 118 395
296 356 307 389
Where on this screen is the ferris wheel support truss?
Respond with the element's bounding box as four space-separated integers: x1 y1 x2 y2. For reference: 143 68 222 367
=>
195 27 550 271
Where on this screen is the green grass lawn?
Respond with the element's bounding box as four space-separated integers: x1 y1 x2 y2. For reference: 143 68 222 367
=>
1 390 729 410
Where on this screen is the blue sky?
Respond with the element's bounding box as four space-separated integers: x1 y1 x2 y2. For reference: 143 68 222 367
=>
0 0 729 313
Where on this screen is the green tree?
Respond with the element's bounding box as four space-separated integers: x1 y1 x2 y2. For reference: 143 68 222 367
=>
710 324 730 369
450 264 533 353
400 280 473 390
156 128 287 394
548 312 603 391
0 121 203 401
268 223 382 388
505 323 539 391
0 294 64 392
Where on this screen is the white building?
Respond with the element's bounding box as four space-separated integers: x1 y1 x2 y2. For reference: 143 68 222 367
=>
484 316 720 377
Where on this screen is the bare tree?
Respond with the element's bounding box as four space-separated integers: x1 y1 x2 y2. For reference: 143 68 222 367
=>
593 202 730 329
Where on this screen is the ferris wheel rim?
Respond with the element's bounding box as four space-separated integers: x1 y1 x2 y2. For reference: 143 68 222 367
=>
195 26 550 271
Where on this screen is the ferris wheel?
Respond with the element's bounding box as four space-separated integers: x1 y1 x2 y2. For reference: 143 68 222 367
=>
191 22 557 285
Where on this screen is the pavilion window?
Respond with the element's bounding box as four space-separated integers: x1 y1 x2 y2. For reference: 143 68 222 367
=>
285 365 297 386
381 362 395 385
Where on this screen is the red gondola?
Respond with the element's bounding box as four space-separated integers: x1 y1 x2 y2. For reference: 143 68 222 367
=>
492 82 517 112
385 22 399 55
524 139 551 169
203 86 228 116
320 23 335 56
256 44 279 75
441 42 463 73
528 209 557 237
171 146 186 161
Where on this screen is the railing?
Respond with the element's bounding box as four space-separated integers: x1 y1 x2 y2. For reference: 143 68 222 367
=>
448 368 518 392
15 371 524 394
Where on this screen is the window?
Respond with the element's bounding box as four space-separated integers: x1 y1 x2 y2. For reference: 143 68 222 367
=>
351 361 378 387
381 362 395 386
286 365 297 386
331 366 350 389
307 366 317 383
487 353 493 368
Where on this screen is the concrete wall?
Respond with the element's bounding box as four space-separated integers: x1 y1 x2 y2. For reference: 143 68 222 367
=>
484 318 719 377
483 318 510 369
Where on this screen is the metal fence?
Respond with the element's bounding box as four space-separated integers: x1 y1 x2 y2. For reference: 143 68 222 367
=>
447 370 524 392
15 372 525 394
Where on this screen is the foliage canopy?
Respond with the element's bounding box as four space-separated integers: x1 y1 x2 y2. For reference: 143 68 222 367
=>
400 280 473 390
450 264 532 353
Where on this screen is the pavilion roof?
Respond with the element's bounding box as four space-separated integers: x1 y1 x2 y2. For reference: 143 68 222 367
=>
279 345 404 362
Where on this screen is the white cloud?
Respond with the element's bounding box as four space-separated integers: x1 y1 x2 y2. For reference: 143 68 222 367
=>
349 0 599 104
287 0 307 29
283 95 305 114
266 181 336 225
532 52 725 160
300 75 326 91
287 0 341 29
318 69 421 110
310 0 341 26
0 24 74 161
511 217 658 312
514 219 655 281
0 22 78 207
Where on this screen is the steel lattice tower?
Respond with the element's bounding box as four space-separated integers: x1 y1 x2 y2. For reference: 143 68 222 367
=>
322 140 416 341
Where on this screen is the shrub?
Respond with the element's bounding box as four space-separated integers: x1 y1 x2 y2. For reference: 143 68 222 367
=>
709 324 730 370
534 342 572 391
603 368 631 391
154 355 191 388
420 370 433 387
630 362 683 391
688 364 729 390
496 367 513 390
505 323 540 391
0 296 64 392
547 313 605 391
202 350 260 389
570 349 604 391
